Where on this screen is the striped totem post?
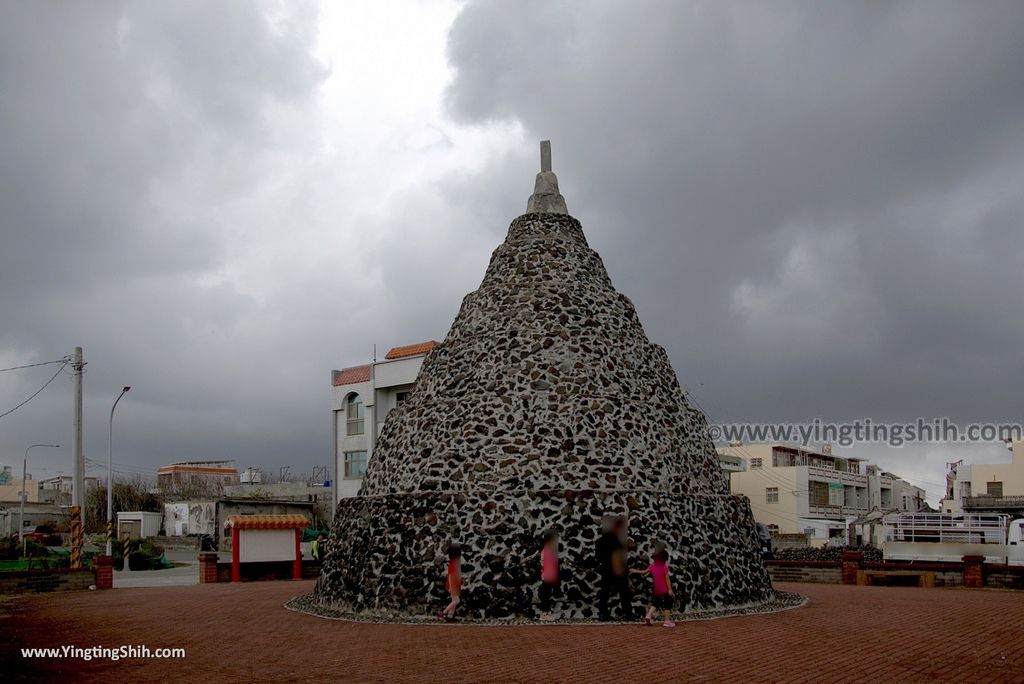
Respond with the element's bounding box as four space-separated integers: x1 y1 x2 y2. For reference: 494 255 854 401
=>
106 519 113 553
122 533 131 571
69 505 83 569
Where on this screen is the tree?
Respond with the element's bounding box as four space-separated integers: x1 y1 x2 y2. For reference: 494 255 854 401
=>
84 474 161 533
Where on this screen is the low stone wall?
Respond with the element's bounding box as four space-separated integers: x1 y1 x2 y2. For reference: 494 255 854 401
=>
765 560 841 584
0 567 95 594
770 534 811 552
862 562 963 588
207 559 321 583
150 535 201 551
983 565 1024 590
766 555 1024 590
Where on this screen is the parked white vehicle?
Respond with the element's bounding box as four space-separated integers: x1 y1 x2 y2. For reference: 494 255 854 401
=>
883 514 1024 566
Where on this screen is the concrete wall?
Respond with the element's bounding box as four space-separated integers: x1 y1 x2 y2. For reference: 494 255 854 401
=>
223 483 333 521
163 501 217 537
0 479 44 503
970 440 1024 497
0 502 62 536
727 448 806 535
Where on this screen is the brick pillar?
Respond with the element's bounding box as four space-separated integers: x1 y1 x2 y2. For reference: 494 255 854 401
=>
94 555 114 590
841 551 863 585
198 552 219 584
962 555 985 588
292 528 302 580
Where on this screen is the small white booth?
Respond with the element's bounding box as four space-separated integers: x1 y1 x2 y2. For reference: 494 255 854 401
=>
117 511 163 539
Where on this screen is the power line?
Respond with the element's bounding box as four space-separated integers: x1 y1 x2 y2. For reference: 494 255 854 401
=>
0 361 69 420
0 357 71 373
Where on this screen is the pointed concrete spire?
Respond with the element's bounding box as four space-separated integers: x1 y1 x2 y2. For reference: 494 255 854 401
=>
526 140 568 214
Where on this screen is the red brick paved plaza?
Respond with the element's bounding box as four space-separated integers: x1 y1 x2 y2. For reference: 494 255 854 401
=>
3 581 1022 683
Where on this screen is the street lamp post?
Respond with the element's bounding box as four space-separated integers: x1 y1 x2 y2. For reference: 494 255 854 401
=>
106 386 131 557
21 444 60 556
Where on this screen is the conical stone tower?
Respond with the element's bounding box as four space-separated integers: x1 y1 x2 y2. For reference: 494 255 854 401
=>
315 142 774 618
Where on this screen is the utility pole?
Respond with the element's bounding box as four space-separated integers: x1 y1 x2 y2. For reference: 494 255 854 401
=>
71 347 85 532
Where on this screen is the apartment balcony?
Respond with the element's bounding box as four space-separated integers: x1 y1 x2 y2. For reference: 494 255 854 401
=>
808 466 868 487
962 495 1024 512
807 503 869 518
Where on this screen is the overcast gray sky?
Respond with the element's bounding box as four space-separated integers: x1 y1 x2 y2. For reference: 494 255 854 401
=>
1 1 1022 500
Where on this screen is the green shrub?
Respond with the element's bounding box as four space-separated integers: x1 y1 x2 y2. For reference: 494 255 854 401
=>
113 538 168 570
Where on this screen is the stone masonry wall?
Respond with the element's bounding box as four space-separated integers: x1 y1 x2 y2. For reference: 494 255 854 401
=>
360 214 728 500
316 489 772 619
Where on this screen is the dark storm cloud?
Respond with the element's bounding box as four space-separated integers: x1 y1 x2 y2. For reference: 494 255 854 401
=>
0 1 328 476
443 0 1024 485
2 1 1022 498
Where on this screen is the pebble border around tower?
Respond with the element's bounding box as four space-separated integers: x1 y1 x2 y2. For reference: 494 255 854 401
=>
311 142 776 620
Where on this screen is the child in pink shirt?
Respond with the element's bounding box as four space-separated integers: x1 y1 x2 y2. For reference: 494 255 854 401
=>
631 544 675 627
538 529 560 621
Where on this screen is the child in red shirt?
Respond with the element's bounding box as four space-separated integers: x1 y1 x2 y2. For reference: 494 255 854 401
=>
439 543 463 622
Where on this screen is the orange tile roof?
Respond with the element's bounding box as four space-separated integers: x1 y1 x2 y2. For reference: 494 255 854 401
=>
384 340 439 360
334 365 371 386
224 514 309 530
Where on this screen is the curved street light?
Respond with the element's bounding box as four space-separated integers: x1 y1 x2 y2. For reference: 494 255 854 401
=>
21 444 60 556
106 386 131 557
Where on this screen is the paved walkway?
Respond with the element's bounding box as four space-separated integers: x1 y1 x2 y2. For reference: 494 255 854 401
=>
3 582 1022 683
113 550 200 589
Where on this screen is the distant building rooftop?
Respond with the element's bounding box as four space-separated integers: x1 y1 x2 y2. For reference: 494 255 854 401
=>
332 341 439 387
333 365 372 386
384 340 439 360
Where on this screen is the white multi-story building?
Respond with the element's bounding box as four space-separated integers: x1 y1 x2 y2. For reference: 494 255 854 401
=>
718 443 925 546
330 341 437 502
941 439 1024 516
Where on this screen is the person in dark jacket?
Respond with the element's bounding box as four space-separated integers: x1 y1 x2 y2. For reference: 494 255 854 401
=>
595 515 632 621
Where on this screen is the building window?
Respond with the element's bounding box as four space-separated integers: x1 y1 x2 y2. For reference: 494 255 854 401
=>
986 481 1003 497
344 451 367 479
346 394 364 435
396 391 410 407
809 480 830 507
750 458 762 469
766 487 779 503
